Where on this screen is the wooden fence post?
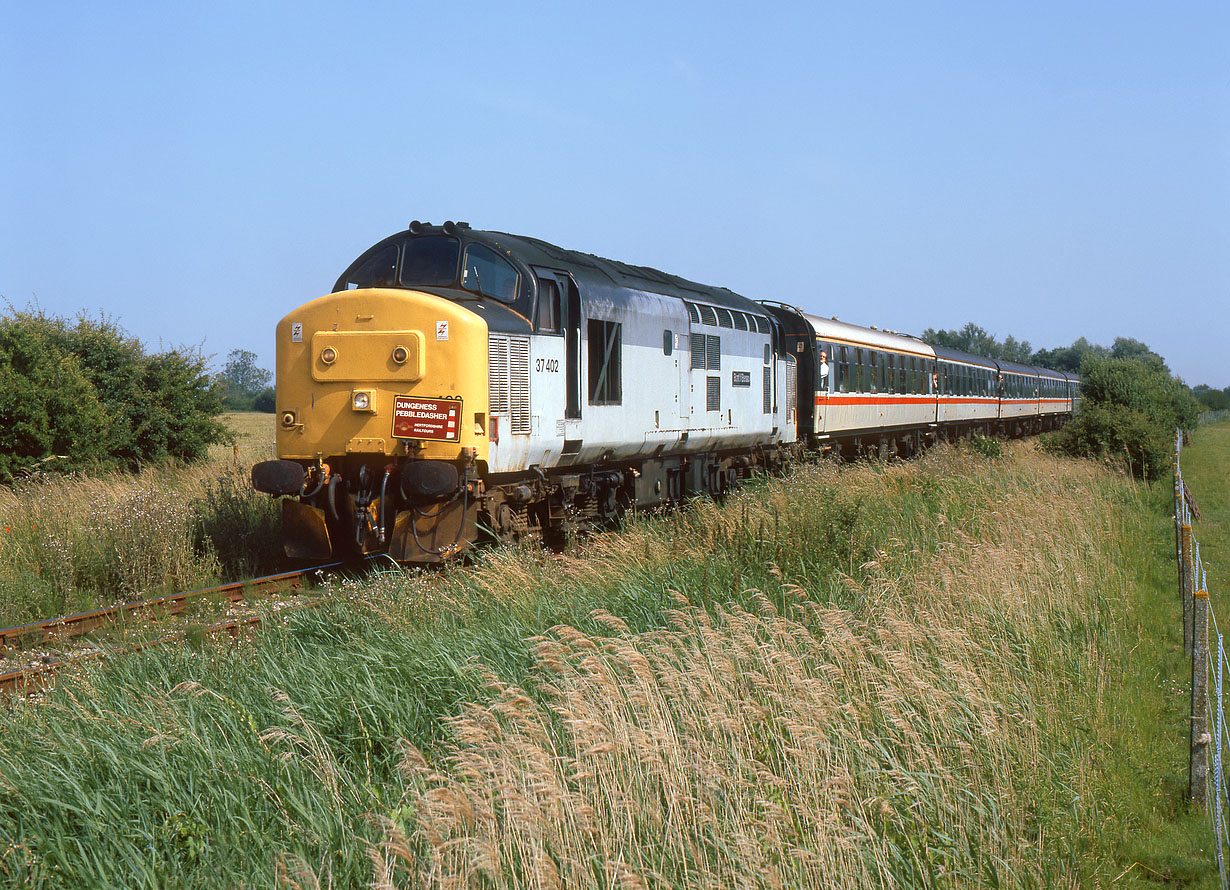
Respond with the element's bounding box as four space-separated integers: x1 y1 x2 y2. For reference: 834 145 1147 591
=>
1191 575 1210 808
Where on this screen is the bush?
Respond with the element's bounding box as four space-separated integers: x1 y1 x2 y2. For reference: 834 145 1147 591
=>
0 315 111 480
0 307 229 482
1042 352 1197 480
969 432 1004 459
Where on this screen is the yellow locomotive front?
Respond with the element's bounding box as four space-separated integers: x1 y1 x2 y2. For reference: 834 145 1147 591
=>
253 270 490 562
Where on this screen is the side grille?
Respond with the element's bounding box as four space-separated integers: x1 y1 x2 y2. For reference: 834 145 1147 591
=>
763 366 771 414
706 334 720 371
488 337 509 414
509 336 530 434
488 335 531 434
690 333 706 371
707 376 721 412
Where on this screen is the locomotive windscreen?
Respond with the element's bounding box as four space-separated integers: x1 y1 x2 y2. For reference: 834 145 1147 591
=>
335 235 460 291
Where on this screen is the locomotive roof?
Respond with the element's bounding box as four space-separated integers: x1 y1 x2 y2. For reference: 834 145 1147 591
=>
480 229 762 313
343 222 766 316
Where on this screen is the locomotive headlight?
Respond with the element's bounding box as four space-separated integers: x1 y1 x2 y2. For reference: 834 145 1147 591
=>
281 411 297 428
352 390 373 412
320 346 338 365
392 345 408 364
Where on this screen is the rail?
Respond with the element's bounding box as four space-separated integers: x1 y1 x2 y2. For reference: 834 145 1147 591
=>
0 563 346 697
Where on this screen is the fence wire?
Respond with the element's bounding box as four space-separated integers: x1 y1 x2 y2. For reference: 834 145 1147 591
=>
1176 431 1229 888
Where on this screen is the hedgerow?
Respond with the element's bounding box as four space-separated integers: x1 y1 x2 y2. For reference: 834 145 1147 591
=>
0 306 229 482
1043 349 1199 480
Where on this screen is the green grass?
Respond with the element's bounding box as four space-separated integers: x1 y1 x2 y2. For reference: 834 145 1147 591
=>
0 437 1222 887
1181 422 1230 597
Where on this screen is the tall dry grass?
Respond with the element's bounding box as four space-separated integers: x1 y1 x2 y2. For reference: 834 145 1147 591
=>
367 444 1130 888
0 413 279 625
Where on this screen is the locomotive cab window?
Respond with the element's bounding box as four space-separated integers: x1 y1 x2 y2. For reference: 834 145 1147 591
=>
462 244 520 305
534 277 561 333
341 244 398 290
399 236 460 287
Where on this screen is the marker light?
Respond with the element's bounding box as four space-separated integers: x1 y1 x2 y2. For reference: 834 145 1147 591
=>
320 347 337 364
392 345 408 364
352 391 371 411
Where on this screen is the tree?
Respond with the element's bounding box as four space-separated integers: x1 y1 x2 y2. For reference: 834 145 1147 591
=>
1030 337 1106 373
218 349 273 411
921 322 1031 362
1192 384 1230 412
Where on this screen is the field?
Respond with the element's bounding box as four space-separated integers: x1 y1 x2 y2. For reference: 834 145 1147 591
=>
0 429 1222 888
0 413 280 628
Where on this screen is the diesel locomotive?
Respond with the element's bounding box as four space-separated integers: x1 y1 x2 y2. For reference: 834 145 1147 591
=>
251 221 1079 562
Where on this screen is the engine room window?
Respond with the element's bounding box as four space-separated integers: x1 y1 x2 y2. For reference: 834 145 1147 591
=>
462 244 520 304
398 236 460 287
663 329 673 355
588 319 622 405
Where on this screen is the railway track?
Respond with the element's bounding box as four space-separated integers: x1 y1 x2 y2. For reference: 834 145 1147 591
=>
0 563 349 697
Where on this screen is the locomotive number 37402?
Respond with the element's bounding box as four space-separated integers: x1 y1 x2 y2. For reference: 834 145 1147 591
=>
535 358 559 373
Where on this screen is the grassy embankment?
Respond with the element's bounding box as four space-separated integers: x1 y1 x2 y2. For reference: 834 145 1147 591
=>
0 433 1221 888
0 413 281 627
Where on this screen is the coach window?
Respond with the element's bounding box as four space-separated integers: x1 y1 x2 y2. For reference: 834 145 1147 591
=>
534 276 561 333
885 353 896 394
838 345 849 393
876 351 887 394
896 355 906 394
588 319 622 405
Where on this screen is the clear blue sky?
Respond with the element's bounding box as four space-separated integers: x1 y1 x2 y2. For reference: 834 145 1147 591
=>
3 1 1227 386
